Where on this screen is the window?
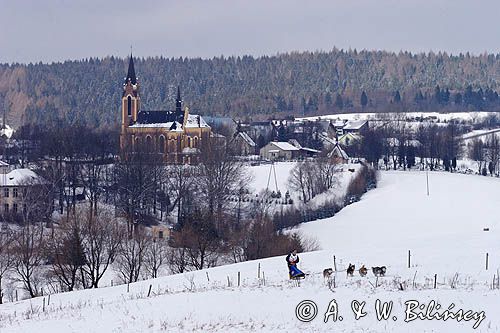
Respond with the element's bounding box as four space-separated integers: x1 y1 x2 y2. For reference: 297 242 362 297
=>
187 137 192 148
158 230 164 239
146 136 153 150
13 203 18 213
4 204 8 212
127 96 132 116
3 188 8 198
159 136 165 153
134 137 140 151
13 188 18 198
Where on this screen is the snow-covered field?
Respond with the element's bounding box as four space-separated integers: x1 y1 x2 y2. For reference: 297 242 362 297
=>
460 128 500 142
1 171 500 332
247 161 359 206
297 111 499 123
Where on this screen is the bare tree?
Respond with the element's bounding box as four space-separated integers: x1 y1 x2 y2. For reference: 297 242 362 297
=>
45 215 86 292
165 164 197 225
289 159 340 203
469 138 485 174
485 134 500 176
144 238 168 279
115 227 150 284
167 246 190 274
80 208 124 288
0 227 15 303
115 141 167 236
13 223 45 298
197 142 251 231
170 211 220 271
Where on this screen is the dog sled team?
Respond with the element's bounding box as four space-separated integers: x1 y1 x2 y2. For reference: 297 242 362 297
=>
323 263 387 279
286 249 386 280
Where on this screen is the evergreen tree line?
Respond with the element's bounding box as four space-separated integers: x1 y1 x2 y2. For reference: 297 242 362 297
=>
3 49 500 128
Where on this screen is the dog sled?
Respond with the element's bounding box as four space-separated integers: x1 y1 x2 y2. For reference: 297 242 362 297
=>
289 265 306 280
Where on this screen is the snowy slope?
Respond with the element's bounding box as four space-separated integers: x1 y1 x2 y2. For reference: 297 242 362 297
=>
1 171 500 332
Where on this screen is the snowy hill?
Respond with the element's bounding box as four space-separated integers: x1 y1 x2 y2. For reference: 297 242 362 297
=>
1 171 500 332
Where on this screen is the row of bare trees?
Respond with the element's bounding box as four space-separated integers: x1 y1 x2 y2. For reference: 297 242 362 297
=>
289 157 342 203
0 207 175 302
468 134 500 176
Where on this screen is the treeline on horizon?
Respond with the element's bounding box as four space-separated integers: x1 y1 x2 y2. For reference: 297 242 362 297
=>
1 48 500 129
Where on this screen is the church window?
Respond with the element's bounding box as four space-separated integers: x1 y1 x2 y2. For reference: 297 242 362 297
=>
159 136 165 153
127 96 132 116
146 136 153 152
134 136 140 151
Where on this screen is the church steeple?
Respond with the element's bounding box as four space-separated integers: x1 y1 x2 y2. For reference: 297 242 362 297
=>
125 53 137 85
176 86 182 113
121 52 140 130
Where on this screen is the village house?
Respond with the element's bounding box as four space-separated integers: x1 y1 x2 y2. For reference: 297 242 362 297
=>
260 141 300 160
0 166 51 222
328 143 349 164
230 131 257 156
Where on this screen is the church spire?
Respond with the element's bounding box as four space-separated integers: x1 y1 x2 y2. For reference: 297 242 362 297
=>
125 53 137 85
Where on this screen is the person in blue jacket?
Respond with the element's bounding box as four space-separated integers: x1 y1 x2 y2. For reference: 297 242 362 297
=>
286 249 304 279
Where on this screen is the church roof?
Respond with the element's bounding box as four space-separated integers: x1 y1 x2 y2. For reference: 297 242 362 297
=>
137 110 183 125
125 55 137 85
130 113 209 131
185 114 209 128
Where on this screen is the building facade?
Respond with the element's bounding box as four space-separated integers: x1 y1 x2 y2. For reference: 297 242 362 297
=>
0 167 51 222
119 55 212 164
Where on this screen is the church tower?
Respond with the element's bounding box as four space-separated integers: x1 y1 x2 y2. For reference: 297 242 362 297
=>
121 54 140 128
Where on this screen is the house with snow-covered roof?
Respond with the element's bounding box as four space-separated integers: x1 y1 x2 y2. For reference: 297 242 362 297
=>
0 168 51 222
231 131 257 156
259 141 300 160
327 143 349 164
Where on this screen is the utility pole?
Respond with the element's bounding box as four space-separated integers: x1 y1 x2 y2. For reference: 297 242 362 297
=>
426 170 429 196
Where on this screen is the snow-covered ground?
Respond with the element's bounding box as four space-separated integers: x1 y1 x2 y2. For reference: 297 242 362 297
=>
460 128 500 142
1 171 500 332
247 161 360 206
297 111 499 123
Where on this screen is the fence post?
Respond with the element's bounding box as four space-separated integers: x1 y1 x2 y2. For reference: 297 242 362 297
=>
43 297 45 312
258 263 261 279
127 283 130 293
434 274 437 289
206 272 210 282
408 250 411 268
486 253 489 270
147 284 152 297
333 255 337 272
227 276 230 287
238 271 241 287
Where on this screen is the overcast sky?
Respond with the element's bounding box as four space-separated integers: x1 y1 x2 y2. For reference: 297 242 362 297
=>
1 0 500 64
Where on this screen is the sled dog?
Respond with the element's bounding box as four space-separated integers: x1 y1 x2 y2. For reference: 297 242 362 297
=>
358 265 368 277
323 268 334 279
372 266 387 277
347 263 355 277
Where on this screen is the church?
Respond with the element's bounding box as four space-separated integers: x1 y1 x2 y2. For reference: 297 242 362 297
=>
119 55 212 164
